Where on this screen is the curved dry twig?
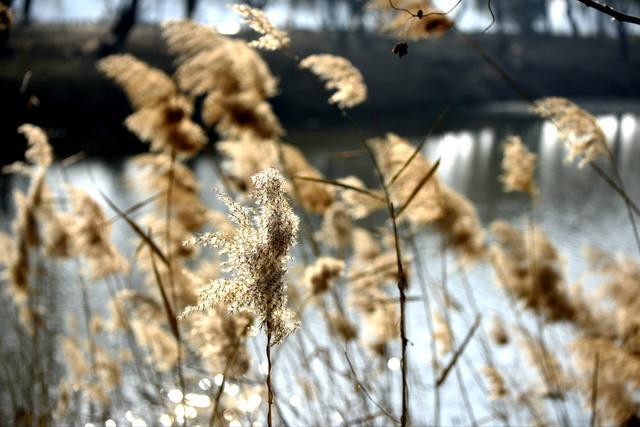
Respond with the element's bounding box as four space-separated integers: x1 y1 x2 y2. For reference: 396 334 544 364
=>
388 0 415 16
483 0 496 33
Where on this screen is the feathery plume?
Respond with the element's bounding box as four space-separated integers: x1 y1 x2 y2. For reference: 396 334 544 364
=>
2 124 55 299
490 221 575 322
303 257 345 296
131 320 179 372
482 365 509 399
352 227 383 261
336 176 385 219
97 53 176 109
328 312 358 342
433 311 453 355
499 135 538 196
66 186 129 280
218 139 279 193
382 0 453 39
363 294 399 355
0 4 13 31
98 54 207 156
585 247 640 353
182 168 300 345
161 21 283 139
533 97 607 167
521 332 570 398
300 54 367 109
435 186 486 263
131 153 209 231
317 202 353 251
230 4 290 50
572 337 640 426
18 124 53 167
220 139 334 212
280 143 335 213
187 308 253 377
371 132 442 225
489 314 509 345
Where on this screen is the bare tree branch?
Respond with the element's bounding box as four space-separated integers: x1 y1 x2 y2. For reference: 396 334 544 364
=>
575 0 640 26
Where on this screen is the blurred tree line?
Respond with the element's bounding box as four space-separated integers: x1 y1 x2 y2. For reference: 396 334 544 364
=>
0 0 638 56
1 0 639 35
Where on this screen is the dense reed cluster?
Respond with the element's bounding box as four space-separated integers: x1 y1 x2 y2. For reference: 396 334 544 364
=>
1 4 638 427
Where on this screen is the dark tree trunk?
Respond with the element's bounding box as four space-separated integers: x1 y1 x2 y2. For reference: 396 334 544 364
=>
565 0 579 35
185 0 198 19
347 0 365 33
98 0 139 57
617 20 629 61
248 0 268 9
21 0 31 26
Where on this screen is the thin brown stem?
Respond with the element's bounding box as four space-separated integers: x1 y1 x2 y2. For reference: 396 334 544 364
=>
590 351 600 427
266 329 274 427
345 352 401 425
386 103 450 187
389 202 409 426
293 175 385 202
437 315 481 387
394 158 441 219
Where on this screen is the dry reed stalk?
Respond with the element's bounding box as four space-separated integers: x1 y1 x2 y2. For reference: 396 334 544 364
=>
437 315 481 387
405 233 441 425
345 352 401 425
590 351 600 427
278 60 413 420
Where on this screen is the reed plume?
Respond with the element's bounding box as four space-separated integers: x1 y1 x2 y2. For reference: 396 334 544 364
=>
336 176 385 219
2 124 55 299
500 135 538 196
489 314 509 345
303 256 345 296
533 97 607 167
65 186 129 280
220 139 334 212
490 220 574 323
186 308 253 377
0 4 12 31
572 337 640 425
300 54 367 109
371 132 485 262
482 365 509 400
161 20 283 139
317 202 353 251
230 4 290 50
131 153 209 232
434 185 486 263
97 54 207 156
181 168 300 345
371 132 442 225
379 0 453 39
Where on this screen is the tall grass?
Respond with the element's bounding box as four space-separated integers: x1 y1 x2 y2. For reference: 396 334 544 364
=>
1 4 639 427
